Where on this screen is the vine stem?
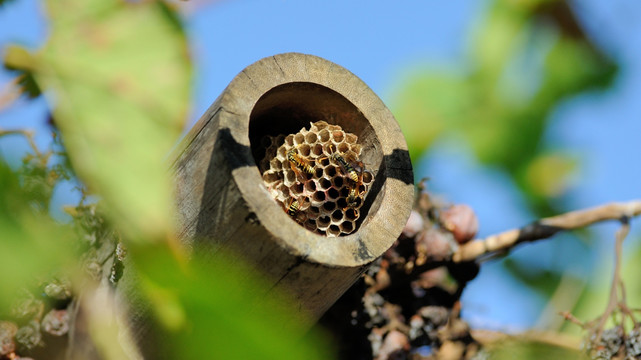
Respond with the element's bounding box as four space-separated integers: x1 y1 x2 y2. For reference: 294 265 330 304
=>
0 128 44 159
453 200 641 263
592 217 632 343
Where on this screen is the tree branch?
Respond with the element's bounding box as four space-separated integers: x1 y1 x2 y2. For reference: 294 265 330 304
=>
452 200 641 263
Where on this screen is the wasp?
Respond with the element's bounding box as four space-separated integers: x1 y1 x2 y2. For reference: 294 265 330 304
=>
345 162 370 209
286 197 302 217
346 186 366 208
285 196 308 222
323 144 359 183
287 146 314 180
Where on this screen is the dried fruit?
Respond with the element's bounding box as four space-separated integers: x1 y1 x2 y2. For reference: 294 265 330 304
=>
15 321 42 351
44 278 72 300
0 321 18 356
439 204 478 244
402 210 424 238
42 309 70 336
415 228 454 261
375 330 409 360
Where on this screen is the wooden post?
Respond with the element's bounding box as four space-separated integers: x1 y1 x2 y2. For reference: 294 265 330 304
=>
171 52 413 325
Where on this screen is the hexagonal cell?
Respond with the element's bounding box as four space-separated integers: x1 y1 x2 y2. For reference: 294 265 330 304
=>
324 165 337 178
317 216 331 229
318 178 332 191
340 221 354 233
327 225 341 237
332 176 344 189
327 188 340 200
312 191 326 203
304 181 317 193
322 202 336 212
316 128 329 142
362 170 373 184
258 119 375 237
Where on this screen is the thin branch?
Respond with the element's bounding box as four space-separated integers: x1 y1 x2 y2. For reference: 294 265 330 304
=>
452 200 641 263
471 328 582 351
593 217 629 341
0 128 44 158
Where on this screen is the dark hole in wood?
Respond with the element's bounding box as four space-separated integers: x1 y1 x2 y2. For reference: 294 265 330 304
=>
248 81 386 236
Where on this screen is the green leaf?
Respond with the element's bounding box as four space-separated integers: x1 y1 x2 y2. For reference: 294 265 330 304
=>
391 72 462 161
0 162 77 310
130 244 335 360
391 0 616 216
6 0 192 242
523 153 577 198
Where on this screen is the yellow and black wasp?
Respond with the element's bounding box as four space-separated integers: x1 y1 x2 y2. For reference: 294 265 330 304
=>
287 146 314 181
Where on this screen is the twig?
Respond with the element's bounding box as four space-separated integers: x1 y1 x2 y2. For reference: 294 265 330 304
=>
0 128 44 158
593 217 631 342
559 311 586 328
471 328 582 351
556 217 639 353
452 200 641 263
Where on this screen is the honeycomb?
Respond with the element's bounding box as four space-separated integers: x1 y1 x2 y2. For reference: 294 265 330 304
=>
260 121 374 237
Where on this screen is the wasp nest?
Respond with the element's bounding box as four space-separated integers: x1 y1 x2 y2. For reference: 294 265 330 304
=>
260 121 374 237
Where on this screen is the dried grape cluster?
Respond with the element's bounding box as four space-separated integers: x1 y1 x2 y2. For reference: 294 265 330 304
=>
318 183 484 360
260 121 373 237
583 326 641 359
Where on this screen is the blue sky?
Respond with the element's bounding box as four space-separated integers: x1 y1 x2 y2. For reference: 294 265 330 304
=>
1 0 640 332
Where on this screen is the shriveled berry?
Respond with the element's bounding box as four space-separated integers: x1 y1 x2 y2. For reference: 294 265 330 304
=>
44 278 72 300
42 309 70 336
418 306 449 327
440 204 478 244
376 330 409 360
408 315 425 341
625 328 641 356
413 267 447 290
402 210 424 238
15 321 42 351
415 228 453 261
11 292 44 321
0 321 18 356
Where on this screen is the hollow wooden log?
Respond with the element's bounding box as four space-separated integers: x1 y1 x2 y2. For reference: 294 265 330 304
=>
171 52 413 325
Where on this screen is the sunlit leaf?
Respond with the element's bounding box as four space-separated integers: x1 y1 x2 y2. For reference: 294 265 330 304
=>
391 0 616 216
130 245 335 360
4 0 192 242
391 72 463 161
524 153 577 197
503 258 563 299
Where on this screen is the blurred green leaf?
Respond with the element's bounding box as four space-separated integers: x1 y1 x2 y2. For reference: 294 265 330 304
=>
3 46 42 99
131 244 335 360
562 235 641 335
4 0 192 242
524 152 577 198
503 258 562 299
0 162 77 310
486 339 587 360
392 0 616 215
